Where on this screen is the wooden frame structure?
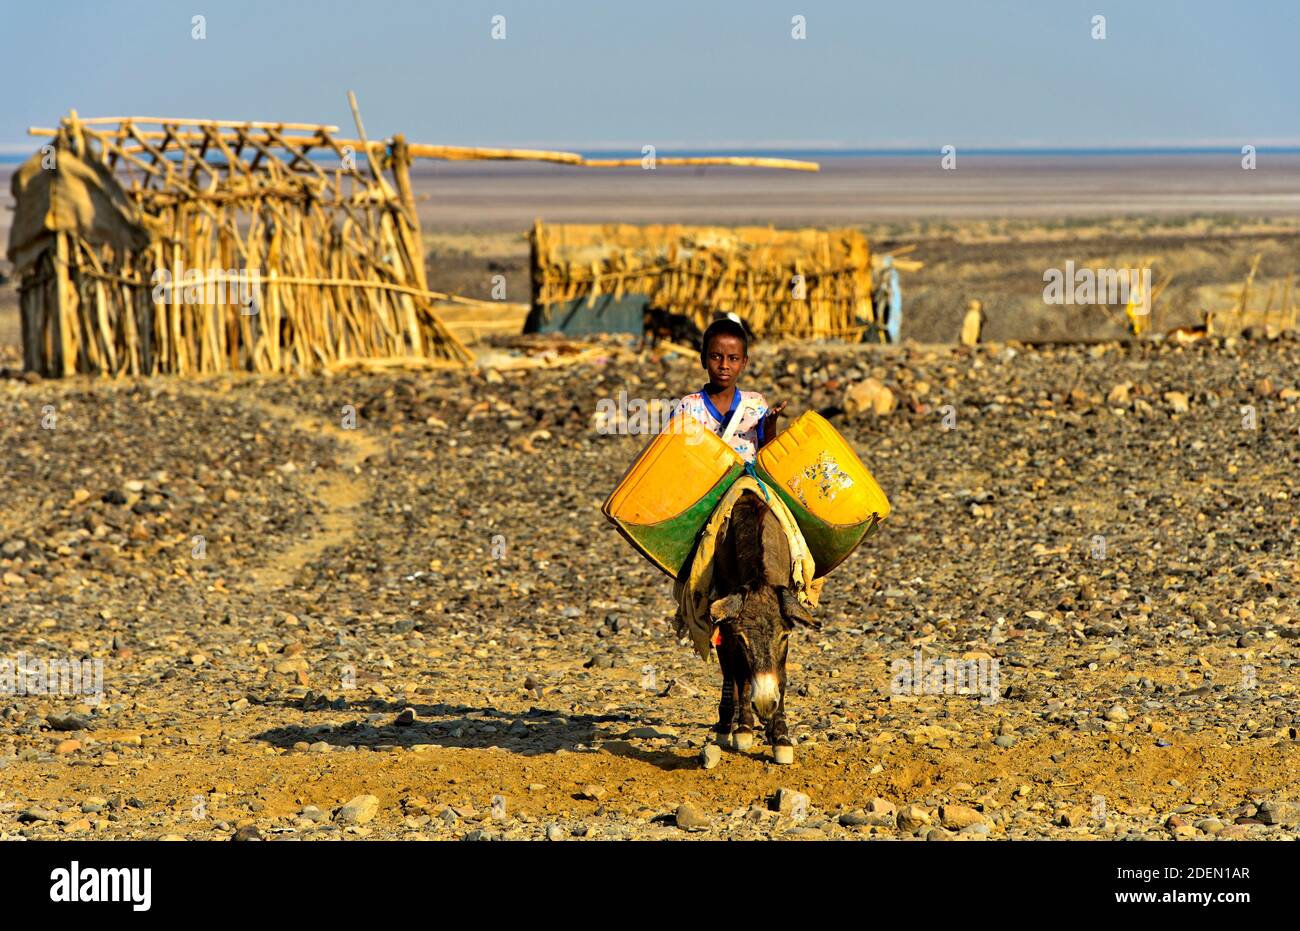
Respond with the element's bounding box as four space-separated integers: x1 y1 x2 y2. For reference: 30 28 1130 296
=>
15 111 486 376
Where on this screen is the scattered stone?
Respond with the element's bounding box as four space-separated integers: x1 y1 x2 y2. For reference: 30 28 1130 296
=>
897 805 931 832
1257 800 1300 826
774 787 810 817
939 805 985 830
46 714 93 732
1059 807 1091 827
336 794 380 825
839 810 873 827
844 378 896 416
675 802 710 832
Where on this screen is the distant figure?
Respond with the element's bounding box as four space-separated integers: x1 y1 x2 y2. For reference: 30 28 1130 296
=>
641 305 704 352
960 300 985 346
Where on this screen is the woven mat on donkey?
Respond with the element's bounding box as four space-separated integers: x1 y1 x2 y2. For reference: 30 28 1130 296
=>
672 475 825 662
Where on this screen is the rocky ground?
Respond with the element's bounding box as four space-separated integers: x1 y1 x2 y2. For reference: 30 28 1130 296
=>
1 334 1298 841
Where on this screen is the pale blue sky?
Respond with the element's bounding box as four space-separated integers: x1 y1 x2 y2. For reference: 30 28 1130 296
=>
1 0 1296 152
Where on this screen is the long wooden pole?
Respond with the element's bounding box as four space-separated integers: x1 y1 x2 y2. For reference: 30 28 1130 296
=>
67 117 342 131
53 232 75 376
581 155 820 172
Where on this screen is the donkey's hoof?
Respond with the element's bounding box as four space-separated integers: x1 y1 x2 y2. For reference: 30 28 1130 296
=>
772 744 795 765
731 731 754 751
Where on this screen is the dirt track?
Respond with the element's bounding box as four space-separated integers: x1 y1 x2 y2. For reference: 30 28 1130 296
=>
1 336 1298 840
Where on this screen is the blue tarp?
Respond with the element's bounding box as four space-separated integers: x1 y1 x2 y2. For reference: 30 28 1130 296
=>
525 293 648 336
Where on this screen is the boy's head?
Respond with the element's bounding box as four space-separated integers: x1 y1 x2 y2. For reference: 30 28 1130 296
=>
700 318 749 389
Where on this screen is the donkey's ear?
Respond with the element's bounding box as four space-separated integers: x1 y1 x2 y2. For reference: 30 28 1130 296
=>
709 593 744 622
779 589 821 630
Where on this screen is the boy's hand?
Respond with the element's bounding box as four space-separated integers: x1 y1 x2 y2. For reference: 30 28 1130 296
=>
762 400 787 444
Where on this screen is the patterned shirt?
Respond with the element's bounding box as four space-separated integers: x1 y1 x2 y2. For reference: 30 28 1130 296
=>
677 386 769 463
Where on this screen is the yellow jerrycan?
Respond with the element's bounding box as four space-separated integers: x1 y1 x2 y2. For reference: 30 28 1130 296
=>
603 412 745 580
755 410 889 577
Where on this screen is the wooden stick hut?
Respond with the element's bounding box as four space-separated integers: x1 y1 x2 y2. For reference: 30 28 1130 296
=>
10 110 480 376
528 222 880 340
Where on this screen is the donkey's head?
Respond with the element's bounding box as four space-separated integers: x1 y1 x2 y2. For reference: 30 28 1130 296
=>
709 585 818 720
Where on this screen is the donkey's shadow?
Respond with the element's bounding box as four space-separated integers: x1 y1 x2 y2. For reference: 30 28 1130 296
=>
253 698 705 770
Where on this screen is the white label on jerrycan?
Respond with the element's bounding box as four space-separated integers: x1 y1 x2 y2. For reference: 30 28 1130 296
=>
785 449 855 509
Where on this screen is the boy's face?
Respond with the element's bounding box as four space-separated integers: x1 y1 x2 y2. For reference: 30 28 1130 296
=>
703 334 747 390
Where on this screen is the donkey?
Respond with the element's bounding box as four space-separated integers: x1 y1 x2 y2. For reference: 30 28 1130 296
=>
708 490 820 763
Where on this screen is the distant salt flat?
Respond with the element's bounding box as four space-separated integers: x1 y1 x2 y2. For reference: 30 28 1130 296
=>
3 154 1298 245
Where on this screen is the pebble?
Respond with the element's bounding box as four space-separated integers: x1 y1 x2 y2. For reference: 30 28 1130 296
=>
700 744 722 769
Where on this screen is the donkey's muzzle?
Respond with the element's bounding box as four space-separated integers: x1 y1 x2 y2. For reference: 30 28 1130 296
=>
751 672 780 720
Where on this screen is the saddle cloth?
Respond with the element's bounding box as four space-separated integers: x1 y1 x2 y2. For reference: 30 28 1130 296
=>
672 475 824 661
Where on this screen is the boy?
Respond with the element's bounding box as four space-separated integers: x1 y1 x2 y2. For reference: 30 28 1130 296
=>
677 317 785 462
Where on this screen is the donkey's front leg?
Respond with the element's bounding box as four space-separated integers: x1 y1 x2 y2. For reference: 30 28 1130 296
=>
713 634 740 742
731 676 756 751
767 670 794 764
